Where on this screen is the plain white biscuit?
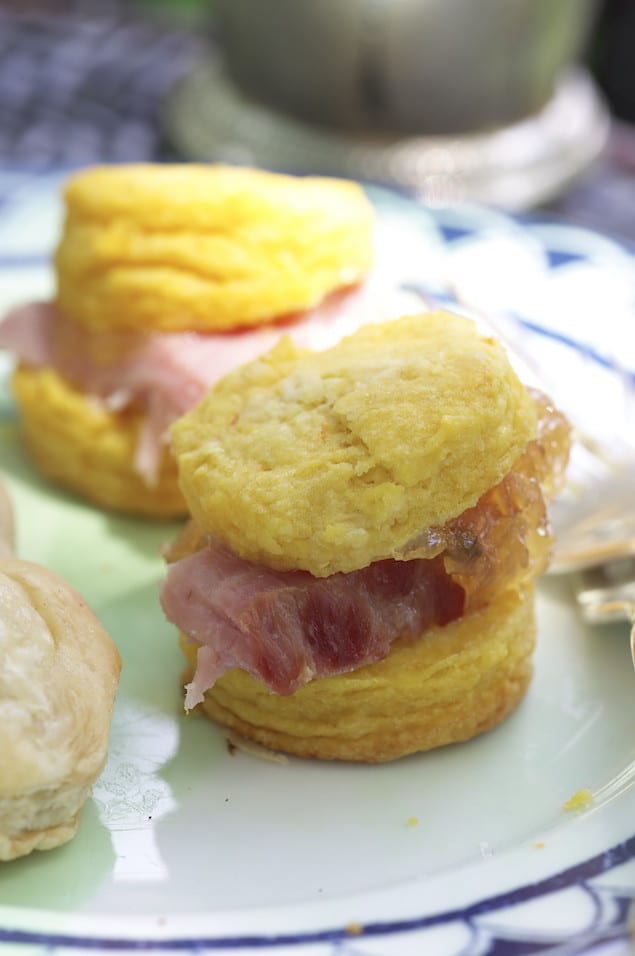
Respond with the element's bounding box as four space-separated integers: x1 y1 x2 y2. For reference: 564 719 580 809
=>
0 558 121 861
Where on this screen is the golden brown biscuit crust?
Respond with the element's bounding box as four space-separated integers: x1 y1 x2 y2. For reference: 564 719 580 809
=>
12 364 187 518
0 557 121 860
172 312 538 576
180 585 536 763
55 164 374 333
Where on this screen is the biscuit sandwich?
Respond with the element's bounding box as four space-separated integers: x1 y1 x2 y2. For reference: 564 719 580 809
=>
160 311 570 762
0 164 373 517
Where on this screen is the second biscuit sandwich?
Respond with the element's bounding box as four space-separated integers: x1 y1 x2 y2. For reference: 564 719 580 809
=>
160 311 570 762
0 164 374 517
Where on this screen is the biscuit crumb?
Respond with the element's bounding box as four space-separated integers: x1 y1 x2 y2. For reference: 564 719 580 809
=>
406 816 419 828
533 841 546 849
563 788 593 811
345 922 363 936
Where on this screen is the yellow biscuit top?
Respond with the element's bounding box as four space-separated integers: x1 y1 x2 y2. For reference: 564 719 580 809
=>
54 164 374 333
171 311 538 577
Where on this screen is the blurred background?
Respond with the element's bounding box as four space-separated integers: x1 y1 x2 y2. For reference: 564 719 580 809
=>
0 0 634 238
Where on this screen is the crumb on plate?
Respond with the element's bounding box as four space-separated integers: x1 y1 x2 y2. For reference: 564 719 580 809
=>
563 788 593 812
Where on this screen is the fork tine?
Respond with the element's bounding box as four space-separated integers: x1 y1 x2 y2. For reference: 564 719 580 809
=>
572 559 635 660
571 564 635 670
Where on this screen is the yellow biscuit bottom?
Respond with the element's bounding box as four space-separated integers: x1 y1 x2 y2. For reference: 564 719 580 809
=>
12 364 186 518
180 584 536 763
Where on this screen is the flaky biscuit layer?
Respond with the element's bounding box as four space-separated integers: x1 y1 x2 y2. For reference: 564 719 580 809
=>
181 584 536 763
172 312 538 576
0 557 121 859
12 365 186 518
55 164 374 333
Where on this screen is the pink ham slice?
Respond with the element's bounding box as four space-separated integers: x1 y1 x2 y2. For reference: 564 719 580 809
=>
160 544 465 708
0 284 377 484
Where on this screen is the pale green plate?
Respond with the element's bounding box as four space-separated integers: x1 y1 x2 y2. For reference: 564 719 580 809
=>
1 172 634 954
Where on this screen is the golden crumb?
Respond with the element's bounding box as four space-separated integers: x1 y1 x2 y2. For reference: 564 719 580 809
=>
563 788 593 812
407 816 419 828
344 922 364 936
533 841 546 849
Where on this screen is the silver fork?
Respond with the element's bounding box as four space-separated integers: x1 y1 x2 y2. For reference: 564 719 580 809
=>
547 442 635 574
570 557 635 661
547 453 635 662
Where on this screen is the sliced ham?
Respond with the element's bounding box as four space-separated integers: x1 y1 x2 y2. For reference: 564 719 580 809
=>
0 281 382 484
161 544 465 708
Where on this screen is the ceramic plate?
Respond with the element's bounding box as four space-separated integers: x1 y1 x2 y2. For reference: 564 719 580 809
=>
1 171 635 956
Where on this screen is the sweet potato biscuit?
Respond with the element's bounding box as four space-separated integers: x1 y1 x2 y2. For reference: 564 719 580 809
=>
180 585 535 763
171 312 538 577
55 164 374 333
12 366 186 517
